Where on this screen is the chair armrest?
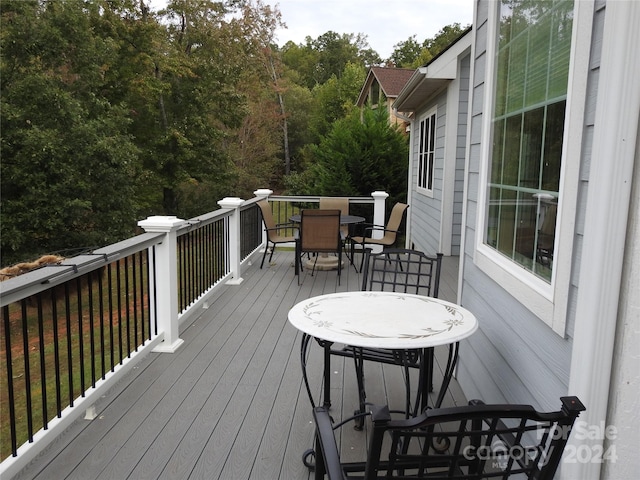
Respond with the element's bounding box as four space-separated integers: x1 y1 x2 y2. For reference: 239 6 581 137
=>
313 407 347 480
363 225 399 236
350 223 384 237
265 224 297 233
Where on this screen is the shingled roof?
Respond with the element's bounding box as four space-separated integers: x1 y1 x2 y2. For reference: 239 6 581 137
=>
356 67 415 106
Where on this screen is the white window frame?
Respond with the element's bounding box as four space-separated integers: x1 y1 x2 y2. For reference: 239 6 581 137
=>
473 0 593 335
417 107 437 196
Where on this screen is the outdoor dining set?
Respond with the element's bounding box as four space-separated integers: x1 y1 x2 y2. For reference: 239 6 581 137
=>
258 199 586 479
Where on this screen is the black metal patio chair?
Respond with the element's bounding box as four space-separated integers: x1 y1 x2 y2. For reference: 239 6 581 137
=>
329 248 443 426
311 396 585 479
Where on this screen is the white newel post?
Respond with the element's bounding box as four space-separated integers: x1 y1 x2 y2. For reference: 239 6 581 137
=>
371 191 389 253
218 197 245 285
138 215 185 353
254 189 273 253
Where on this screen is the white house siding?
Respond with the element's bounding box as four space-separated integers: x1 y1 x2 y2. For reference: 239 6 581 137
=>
456 0 605 412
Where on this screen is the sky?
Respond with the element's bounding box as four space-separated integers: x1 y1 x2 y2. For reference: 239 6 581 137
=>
263 0 473 58
150 0 474 60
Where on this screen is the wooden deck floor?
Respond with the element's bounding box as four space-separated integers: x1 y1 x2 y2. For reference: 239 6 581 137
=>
15 250 466 480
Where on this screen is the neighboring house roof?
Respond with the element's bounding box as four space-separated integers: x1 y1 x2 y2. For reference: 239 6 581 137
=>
356 67 415 107
393 27 473 113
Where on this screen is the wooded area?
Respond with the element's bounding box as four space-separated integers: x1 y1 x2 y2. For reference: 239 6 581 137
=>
0 0 467 266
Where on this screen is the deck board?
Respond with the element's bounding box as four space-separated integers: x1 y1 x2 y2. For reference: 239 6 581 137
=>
15 250 465 480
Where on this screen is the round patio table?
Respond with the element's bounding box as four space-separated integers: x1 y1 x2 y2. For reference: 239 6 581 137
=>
288 291 478 412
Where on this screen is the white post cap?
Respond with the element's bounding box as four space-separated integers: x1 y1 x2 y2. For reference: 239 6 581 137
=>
218 197 245 208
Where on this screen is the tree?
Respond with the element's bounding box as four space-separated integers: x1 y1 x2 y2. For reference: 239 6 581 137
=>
389 23 470 68
281 82 315 172
286 107 408 207
232 0 292 176
1 0 140 265
308 62 366 140
389 35 423 68
281 31 379 89
424 23 469 56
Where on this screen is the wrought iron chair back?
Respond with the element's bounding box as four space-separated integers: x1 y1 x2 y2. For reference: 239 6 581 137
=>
357 249 444 419
361 248 443 295
312 396 586 480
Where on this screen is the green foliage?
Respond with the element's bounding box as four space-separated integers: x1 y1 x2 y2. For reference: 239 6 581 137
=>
0 0 287 265
309 62 366 140
281 31 379 89
286 107 408 206
0 0 465 266
1 0 140 265
390 35 424 68
282 82 315 170
390 23 469 68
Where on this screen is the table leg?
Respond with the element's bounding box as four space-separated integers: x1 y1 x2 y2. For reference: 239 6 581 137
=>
434 342 459 409
322 340 332 408
418 348 434 413
300 334 316 408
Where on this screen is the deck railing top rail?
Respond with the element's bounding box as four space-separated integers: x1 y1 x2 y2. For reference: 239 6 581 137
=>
0 232 164 308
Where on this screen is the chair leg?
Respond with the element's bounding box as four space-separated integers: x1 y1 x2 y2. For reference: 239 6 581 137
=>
260 241 270 269
358 244 366 273
295 241 301 285
350 241 355 267
351 240 366 273
353 348 366 430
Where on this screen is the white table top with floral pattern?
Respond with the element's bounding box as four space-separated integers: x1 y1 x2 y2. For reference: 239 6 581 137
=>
288 291 477 349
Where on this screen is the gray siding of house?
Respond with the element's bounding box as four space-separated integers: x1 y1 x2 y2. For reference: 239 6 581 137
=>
456 0 604 411
409 53 470 257
452 54 471 255
409 90 447 256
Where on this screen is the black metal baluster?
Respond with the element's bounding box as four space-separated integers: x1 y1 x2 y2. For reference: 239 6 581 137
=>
76 277 85 395
3 305 18 456
36 294 48 430
132 254 139 351
116 261 123 365
195 227 202 298
20 300 34 442
178 236 185 311
97 268 106 380
87 272 96 388
107 263 115 372
189 229 196 305
50 289 62 417
151 247 158 335
124 256 131 358
65 282 74 406
138 251 146 342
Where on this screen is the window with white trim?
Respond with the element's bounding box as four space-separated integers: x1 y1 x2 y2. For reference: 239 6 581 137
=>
417 108 436 192
485 0 573 282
